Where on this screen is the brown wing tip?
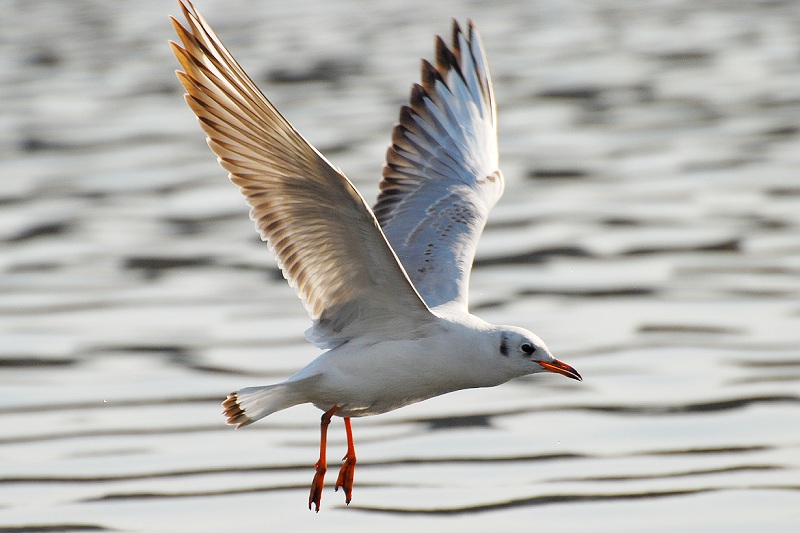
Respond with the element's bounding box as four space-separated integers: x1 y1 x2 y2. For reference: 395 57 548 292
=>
418 24 474 98
222 392 252 428
451 18 464 36
434 34 459 73
409 81 427 108
449 19 464 60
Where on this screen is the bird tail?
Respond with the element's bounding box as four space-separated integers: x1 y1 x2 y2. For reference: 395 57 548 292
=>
222 381 311 428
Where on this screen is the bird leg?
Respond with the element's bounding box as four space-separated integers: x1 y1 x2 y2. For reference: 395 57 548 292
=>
309 406 338 512
334 417 356 504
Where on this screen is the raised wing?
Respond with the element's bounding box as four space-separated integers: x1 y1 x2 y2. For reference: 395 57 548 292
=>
374 20 504 311
170 1 434 348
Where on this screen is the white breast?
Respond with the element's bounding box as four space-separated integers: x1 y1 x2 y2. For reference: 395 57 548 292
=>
288 316 513 417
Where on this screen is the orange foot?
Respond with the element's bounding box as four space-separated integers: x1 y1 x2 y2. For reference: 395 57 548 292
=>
308 460 327 512
308 406 338 512
334 417 357 504
334 452 356 504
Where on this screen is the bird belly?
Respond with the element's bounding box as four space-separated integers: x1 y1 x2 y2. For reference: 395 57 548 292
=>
296 333 503 417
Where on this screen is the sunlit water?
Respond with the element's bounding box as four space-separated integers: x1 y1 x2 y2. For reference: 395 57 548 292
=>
2 1 799 531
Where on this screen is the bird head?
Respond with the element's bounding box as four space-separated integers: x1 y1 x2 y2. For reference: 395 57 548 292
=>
499 326 582 381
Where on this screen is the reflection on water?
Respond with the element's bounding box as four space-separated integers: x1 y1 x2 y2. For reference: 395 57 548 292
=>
2 0 799 531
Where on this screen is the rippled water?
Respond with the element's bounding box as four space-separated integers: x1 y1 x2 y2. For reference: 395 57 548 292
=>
2 0 799 531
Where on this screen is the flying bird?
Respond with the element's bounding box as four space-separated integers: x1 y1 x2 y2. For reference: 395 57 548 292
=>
169 0 582 512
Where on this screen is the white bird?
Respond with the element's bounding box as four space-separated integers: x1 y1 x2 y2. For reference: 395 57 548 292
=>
170 0 582 512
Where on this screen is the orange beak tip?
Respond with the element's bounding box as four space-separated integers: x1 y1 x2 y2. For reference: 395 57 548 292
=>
538 359 582 382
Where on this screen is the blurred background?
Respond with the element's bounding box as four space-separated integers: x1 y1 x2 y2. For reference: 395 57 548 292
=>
2 0 799 531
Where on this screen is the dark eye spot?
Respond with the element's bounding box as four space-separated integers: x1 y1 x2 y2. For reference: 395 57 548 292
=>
500 334 509 357
521 343 534 355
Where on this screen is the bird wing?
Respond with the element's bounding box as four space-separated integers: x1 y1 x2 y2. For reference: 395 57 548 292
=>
374 20 504 312
170 1 435 349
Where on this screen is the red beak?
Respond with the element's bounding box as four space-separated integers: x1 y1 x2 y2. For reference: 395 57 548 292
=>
538 359 582 381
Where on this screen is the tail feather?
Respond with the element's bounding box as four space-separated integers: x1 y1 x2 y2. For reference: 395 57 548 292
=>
222 383 306 428
222 393 252 427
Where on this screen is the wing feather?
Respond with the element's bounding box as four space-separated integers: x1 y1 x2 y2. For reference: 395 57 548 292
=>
375 20 504 311
170 1 434 348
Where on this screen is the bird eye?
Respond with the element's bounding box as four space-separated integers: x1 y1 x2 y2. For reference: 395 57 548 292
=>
520 343 534 355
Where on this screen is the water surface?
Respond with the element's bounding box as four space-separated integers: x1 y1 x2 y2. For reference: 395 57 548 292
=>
2 0 799 531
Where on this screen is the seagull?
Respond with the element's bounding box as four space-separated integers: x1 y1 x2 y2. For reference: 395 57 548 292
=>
170 0 582 512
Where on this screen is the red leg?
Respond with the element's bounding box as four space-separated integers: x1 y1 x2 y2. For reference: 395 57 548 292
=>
334 417 356 504
309 406 338 512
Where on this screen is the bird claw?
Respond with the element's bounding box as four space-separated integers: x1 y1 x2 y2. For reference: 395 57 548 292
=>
334 453 356 504
308 462 326 512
